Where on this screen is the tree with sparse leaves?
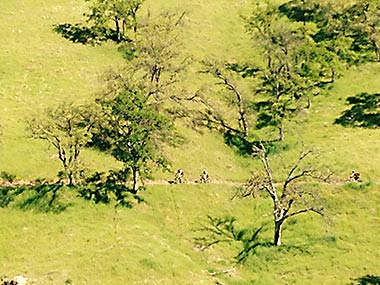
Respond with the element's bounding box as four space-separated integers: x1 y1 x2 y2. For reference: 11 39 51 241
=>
236 145 330 246
192 61 252 138
29 103 98 186
116 11 189 108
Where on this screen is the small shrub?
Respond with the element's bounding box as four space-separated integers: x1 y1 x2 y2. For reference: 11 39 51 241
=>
139 258 159 270
0 172 16 183
344 181 373 191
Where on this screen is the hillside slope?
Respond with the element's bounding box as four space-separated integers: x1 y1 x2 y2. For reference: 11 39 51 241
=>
1 0 379 182
1 183 380 284
0 1 380 284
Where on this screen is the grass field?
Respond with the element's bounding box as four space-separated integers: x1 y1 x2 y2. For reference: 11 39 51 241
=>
1 0 380 284
1 183 380 284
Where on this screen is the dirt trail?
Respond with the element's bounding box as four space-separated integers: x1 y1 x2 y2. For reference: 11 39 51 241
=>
142 179 244 186
0 177 364 188
0 179 245 188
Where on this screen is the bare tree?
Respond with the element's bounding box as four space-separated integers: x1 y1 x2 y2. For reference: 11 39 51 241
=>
197 62 250 137
237 145 330 246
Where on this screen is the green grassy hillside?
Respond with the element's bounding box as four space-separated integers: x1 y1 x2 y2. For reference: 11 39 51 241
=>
1 183 380 284
0 0 259 181
1 0 380 284
1 0 379 182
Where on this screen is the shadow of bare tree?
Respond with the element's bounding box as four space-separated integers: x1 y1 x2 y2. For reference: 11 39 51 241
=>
335 92 380 129
194 215 271 263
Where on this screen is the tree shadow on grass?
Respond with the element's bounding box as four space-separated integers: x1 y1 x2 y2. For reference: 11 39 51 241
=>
194 215 271 263
53 23 132 45
0 183 72 214
78 172 146 208
223 131 289 157
53 23 106 45
335 92 380 129
350 275 380 285
0 186 24 208
15 183 73 214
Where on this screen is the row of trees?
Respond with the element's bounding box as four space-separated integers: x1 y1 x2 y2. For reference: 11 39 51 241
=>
30 8 188 205
193 0 380 145
28 0 379 247
191 0 379 247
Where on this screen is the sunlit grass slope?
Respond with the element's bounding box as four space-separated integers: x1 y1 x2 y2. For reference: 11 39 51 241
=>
1 0 380 283
0 0 257 181
1 0 378 182
0 0 122 179
1 183 380 284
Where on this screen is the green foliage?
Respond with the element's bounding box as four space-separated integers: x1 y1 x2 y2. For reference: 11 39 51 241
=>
279 0 380 64
198 0 353 144
116 10 189 110
346 0 380 62
54 0 144 44
92 89 175 193
343 181 374 191
244 1 339 139
85 0 143 42
0 171 16 183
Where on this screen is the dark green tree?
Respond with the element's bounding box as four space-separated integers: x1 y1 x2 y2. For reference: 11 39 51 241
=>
279 0 380 64
93 89 175 194
86 11 185 196
85 0 144 42
195 1 347 145
244 1 340 141
346 0 380 62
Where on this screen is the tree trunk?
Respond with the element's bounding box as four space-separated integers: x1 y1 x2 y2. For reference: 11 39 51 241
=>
279 125 285 141
132 167 139 194
114 16 120 42
375 46 380 62
68 170 74 186
330 68 335 83
274 220 283 246
372 40 380 62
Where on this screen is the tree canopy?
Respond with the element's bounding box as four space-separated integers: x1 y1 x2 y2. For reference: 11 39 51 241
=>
92 89 176 194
